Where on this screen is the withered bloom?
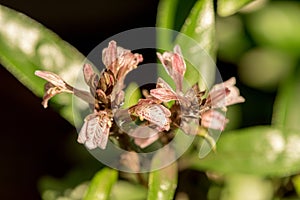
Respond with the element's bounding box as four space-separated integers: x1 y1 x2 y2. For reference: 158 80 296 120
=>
157 45 186 93
36 40 143 150
36 41 244 151
152 46 245 134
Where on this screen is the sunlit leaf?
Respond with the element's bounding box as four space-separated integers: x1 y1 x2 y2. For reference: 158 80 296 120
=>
178 0 215 59
217 0 254 17
0 5 85 124
190 126 300 177
176 0 216 88
147 147 178 200
272 67 300 131
156 0 180 50
110 181 147 200
84 168 118 200
123 82 141 108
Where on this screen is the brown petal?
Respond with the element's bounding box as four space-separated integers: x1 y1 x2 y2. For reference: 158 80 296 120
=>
77 112 111 150
172 46 186 92
150 88 178 102
35 70 70 89
102 40 118 74
201 110 228 131
120 151 140 172
83 63 99 90
129 103 171 131
206 77 245 108
157 52 173 77
41 83 61 108
156 46 186 92
134 133 159 149
173 45 186 76
116 52 143 80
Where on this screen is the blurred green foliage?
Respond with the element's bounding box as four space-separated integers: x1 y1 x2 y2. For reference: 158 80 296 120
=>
0 5 85 124
1 0 300 199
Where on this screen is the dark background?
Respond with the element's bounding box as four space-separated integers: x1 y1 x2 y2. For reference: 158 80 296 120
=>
0 1 159 199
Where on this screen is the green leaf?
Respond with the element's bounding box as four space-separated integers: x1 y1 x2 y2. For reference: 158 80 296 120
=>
217 0 254 17
0 5 85 124
190 126 300 177
272 67 300 131
178 0 216 59
110 181 147 200
156 0 180 50
246 1 300 57
84 168 118 200
176 0 216 88
123 82 141 108
147 147 178 200
292 175 300 197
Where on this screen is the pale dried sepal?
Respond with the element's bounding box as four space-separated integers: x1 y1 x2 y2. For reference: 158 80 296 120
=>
116 51 143 81
156 45 186 92
172 45 186 92
41 83 62 108
83 63 99 91
201 110 229 131
206 77 245 109
102 40 118 74
134 133 159 149
77 112 111 150
35 70 74 108
35 70 95 107
111 81 125 108
102 41 143 81
128 126 160 148
173 45 186 76
129 100 171 131
150 88 177 102
35 70 71 90
120 151 140 172
150 78 178 102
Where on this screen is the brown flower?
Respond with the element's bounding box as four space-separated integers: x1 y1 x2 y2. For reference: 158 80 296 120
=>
154 46 245 132
102 40 143 81
157 45 186 92
36 41 143 150
77 110 112 149
35 70 94 108
128 99 171 132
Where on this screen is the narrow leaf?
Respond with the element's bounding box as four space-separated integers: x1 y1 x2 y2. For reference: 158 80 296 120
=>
156 0 180 50
175 0 216 88
272 67 300 131
110 181 147 200
190 126 300 177
123 82 141 108
217 0 254 17
292 175 300 197
0 5 85 124
84 168 118 200
178 0 216 58
147 147 178 200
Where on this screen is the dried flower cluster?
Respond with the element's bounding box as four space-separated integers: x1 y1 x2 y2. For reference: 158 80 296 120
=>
35 41 244 151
